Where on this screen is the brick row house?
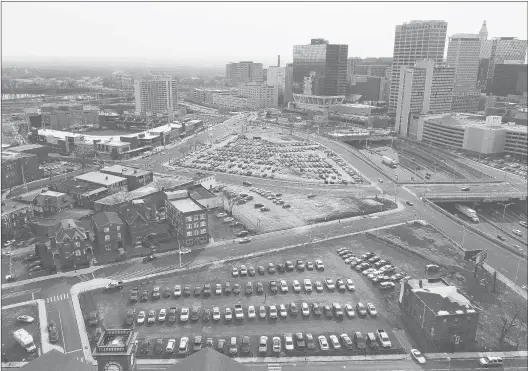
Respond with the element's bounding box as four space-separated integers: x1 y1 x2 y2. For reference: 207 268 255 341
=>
92 211 124 255
118 200 165 248
165 192 209 247
49 219 92 269
1 200 34 240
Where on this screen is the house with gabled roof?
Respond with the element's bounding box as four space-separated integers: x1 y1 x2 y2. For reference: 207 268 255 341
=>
49 218 92 269
117 200 166 248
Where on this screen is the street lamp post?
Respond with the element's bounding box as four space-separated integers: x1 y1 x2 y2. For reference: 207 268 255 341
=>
501 202 514 223
445 353 451 371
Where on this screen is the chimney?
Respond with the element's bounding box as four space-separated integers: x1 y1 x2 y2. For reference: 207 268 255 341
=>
105 176 108 180
50 236 57 250
419 280 423 288
278 55 280 67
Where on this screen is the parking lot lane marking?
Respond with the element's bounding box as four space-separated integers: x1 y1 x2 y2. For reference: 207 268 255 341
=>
66 348 82 353
267 365 282 371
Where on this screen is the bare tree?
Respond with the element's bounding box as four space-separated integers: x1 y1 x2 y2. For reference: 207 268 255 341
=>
497 302 527 346
220 189 237 213
153 178 174 192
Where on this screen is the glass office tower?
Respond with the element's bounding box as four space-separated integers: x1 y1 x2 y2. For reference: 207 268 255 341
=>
293 39 348 96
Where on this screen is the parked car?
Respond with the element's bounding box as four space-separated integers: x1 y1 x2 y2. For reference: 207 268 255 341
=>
48 321 59 343
356 303 367 317
318 335 329 351
272 337 282 354
16 315 35 323
411 349 427 364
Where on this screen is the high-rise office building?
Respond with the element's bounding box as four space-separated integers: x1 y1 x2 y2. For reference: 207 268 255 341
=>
446 34 481 89
225 61 264 85
267 65 294 105
133 76 178 113
478 36 528 91
489 62 528 96
389 20 448 112
395 60 455 137
293 38 348 96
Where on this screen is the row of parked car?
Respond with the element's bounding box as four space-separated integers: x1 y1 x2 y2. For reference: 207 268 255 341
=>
246 186 292 209
232 259 325 277
138 329 391 358
337 248 410 290
126 299 379 326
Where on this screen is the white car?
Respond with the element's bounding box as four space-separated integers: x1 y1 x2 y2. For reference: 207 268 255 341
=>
345 304 355 318
269 305 278 319
180 308 189 322
248 305 256 319
304 279 312 292
318 335 329 350
259 306 267 319
315 260 325 270
212 307 221 321
367 303 377 317
411 349 426 364
292 280 301 293
173 285 182 297
136 311 146 324
232 267 239 277
279 304 287 318
225 308 233 321
284 333 294 351
166 339 176 353
329 335 341 349
158 308 167 322
345 278 355 291
513 229 523 236
215 283 222 295
301 302 310 317
280 280 289 293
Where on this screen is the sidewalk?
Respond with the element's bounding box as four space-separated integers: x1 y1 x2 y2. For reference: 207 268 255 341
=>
2 200 405 289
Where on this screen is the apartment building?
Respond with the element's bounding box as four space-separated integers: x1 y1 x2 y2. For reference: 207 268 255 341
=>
226 61 264 85
165 196 209 247
134 76 178 113
267 65 293 105
239 82 278 108
395 60 455 137
100 165 153 191
451 86 481 113
389 20 448 113
1 151 42 189
75 172 128 193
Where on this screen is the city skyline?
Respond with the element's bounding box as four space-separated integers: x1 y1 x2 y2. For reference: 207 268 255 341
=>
2 2 527 67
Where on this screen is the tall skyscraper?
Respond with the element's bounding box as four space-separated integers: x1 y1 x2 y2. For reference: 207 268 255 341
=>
395 60 455 137
134 76 178 113
225 61 264 85
478 37 528 91
389 20 448 113
293 38 348 96
446 34 481 89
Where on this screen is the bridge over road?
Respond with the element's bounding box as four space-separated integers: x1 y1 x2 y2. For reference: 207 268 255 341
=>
406 182 527 202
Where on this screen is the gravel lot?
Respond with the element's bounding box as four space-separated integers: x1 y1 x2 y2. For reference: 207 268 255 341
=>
1 303 40 363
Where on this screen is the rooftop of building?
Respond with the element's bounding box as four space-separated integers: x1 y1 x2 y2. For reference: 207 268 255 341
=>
421 113 528 132
1 200 32 217
148 122 183 133
169 197 204 213
101 164 151 177
408 278 478 314
75 171 127 186
50 178 107 194
189 185 216 201
450 33 480 39
31 208 94 227
39 190 66 198
1 151 36 162
93 211 123 228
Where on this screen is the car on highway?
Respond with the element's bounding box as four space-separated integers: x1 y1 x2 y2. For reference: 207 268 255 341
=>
513 230 523 236
461 187 470 192
497 234 505 241
411 349 427 364
318 335 329 351
406 201 414 206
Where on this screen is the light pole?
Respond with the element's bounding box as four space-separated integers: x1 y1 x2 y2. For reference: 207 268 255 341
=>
445 353 451 371
501 202 514 223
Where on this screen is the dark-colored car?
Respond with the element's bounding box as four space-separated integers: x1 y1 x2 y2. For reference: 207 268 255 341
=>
48 322 59 343
306 261 314 270
163 287 172 298
87 311 99 326
248 266 256 277
203 283 211 297
257 266 265 275
202 309 211 322
194 335 203 351
224 282 232 294
140 290 148 302
155 339 164 354
233 283 241 295
129 289 139 302
312 303 322 316
139 339 151 354
190 307 200 321
217 338 226 353
256 282 264 294
336 279 346 292
296 260 305 271
242 336 251 353
152 287 161 300
295 333 305 348
125 309 135 326
285 261 294 271
194 285 202 296
323 305 333 319
306 333 315 350
183 285 191 296
277 263 285 273
354 332 367 350
168 307 177 323
267 263 276 274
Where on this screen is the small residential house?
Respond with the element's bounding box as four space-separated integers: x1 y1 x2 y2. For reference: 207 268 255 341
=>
118 200 161 248
92 212 124 255
49 219 92 269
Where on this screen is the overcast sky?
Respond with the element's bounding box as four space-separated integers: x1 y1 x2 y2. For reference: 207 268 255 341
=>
2 1 527 67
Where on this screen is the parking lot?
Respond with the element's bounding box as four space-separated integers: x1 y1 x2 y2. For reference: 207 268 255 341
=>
178 128 366 185
1 303 40 363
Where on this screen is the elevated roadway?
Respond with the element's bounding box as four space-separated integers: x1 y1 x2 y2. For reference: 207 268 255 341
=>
405 183 526 202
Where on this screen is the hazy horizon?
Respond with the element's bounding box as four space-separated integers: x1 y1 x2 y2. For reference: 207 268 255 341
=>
2 2 527 68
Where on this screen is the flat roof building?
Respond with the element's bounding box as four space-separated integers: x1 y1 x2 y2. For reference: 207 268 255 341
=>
75 171 128 192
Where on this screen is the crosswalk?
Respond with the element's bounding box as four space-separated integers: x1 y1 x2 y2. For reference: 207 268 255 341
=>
78 274 92 282
45 293 70 303
1 288 41 300
268 364 282 371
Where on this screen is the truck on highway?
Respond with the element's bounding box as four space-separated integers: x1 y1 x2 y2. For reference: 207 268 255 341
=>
455 204 479 223
14 329 37 352
381 156 398 168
